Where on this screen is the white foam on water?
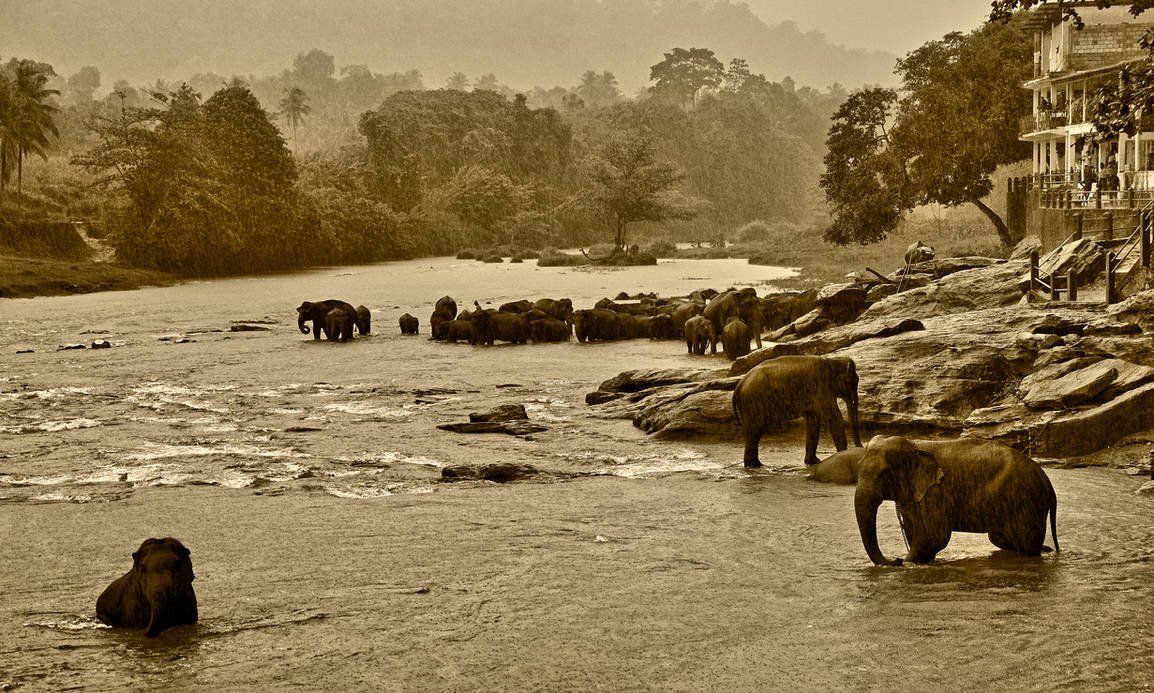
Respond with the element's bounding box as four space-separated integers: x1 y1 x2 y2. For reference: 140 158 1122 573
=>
127 441 310 461
323 402 412 418
0 386 91 401
559 448 721 478
323 481 436 498
0 473 74 486
269 408 304 415
29 491 93 503
337 451 442 467
24 616 111 631
0 417 101 434
523 403 573 423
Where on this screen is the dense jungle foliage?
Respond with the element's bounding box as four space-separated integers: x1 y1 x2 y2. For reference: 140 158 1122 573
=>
6 45 846 275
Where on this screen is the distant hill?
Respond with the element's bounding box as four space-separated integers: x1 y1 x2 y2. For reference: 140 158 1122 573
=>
4 0 897 92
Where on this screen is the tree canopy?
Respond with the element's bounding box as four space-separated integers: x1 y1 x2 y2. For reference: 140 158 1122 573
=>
820 18 1031 246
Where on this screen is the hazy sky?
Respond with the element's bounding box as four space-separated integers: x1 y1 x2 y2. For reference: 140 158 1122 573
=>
2 0 998 90
747 0 995 55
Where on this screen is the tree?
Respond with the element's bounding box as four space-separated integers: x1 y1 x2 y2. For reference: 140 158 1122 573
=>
990 1 1154 29
1 59 60 197
445 72 470 91
820 19 1031 246
576 70 621 108
66 66 101 105
584 133 696 251
649 47 725 109
279 86 310 153
474 73 501 92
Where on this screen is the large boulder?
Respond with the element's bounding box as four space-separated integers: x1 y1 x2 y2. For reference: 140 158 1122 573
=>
861 260 1027 323
1106 289 1154 332
813 283 871 323
894 256 1001 280
1009 236 1043 261
1022 364 1118 409
633 389 737 437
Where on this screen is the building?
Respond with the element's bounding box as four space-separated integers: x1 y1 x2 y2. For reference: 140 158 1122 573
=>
1020 1 1154 194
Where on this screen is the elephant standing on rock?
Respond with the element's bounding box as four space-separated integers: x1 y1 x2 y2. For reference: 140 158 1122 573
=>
732 355 862 467
721 317 753 361
683 315 715 355
399 313 419 334
855 435 1059 566
326 308 354 342
297 300 357 340
96 538 197 638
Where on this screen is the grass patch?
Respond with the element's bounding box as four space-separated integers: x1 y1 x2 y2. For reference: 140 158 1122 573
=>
0 254 174 299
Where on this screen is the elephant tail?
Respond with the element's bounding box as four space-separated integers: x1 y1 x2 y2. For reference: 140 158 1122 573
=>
731 389 742 426
1049 492 1059 552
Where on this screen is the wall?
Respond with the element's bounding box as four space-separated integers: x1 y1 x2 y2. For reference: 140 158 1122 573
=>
1069 23 1148 70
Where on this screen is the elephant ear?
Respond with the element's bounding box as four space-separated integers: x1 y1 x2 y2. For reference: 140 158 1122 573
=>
911 449 944 503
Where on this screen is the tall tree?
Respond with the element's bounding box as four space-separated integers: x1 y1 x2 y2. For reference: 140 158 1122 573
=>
584 133 696 251
649 47 725 109
66 66 101 105
445 72 470 91
820 19 1031 246
1 59 61 197
279 86 310 154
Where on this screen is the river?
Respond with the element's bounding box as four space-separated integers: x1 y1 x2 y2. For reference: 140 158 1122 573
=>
2 257 1153 691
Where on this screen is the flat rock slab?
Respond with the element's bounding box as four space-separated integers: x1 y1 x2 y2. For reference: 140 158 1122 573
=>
1024 364 1117 409
469 404 529 423
437 421 547 435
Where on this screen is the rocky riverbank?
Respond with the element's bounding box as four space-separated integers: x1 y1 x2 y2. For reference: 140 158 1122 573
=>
586 255 1154 467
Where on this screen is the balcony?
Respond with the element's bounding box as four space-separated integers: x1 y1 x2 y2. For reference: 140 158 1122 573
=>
1020 111 1069 134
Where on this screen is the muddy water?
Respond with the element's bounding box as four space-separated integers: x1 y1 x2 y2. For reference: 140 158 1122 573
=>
3 257 1153 691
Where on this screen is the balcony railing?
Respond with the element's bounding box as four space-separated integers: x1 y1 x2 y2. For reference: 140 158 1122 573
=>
1020 111 1070 133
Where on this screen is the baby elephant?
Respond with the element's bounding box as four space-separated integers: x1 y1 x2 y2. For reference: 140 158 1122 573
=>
355 305 372 335
96 537 197 637
326 308 354 342
399 313 419 335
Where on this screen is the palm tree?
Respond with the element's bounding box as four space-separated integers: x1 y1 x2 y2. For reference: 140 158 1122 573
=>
445 72 470 91
0 60 59 199
279 86 310 154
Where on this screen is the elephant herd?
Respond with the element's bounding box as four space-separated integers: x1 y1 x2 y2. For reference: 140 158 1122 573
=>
296 299 371 343
416 287 819 360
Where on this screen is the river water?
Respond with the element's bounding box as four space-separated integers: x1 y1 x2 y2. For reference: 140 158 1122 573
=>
2 257 1153 691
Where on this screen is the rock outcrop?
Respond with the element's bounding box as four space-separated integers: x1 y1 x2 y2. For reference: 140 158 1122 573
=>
586 257 1154 457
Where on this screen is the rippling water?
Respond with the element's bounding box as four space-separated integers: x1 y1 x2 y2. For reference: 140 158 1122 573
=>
2 257 1153 691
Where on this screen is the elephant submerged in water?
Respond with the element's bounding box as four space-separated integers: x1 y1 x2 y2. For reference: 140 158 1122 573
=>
326 308 354 342
96 537 197 637
732 355 862 467
855 435 1059 566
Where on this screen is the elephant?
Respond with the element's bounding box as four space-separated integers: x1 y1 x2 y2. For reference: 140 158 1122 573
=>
648 313 673 339
326 308 354 342
430 296 457 340
533 298 574 325
297 299 356 340
732 355 862 467
529 317 571 342
96 537 197 638
444 319 473 343
904 240 935 267
469 309 528 344
573 308 620 342
760 290 819 331
807 447 866 484
704 288 764 352
855 435 1059 566
354 306 371 335
721 317 754 361
399 313 419 335
667 301 704 339
683 315 715 355
500 300 534 313
616 313 643 339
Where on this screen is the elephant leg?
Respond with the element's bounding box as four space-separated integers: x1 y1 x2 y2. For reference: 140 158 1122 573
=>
824 403 848 452
804 413 821 465
742 423 764 468
313 319 323 339
989 511 1047 555
903 514 951 563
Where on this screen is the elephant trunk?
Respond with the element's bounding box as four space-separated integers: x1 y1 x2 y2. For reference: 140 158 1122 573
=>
297 310 310 335
855 484 902 566
847 391 862 448
143 587 175 637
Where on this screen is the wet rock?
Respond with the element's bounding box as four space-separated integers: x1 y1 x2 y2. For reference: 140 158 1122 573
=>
634 389 737 437
1009 235 1043 261
596 368 724 394
1136 480 1154 496
729 343 803 376
1106 290 1154 332
1031 314 1085 336
1083 320 1142 337
586 390 624 406
441 463 550 482
468 404 529 423
891 256 1001 280
90 339 111 349
229 324 271 332
58 344 85 350
866 283 900 303
437 421 547 435
1030 383 1154 457
15 349 33 354
284 426 323 433
862 260 1027 323
1023 364 1117 409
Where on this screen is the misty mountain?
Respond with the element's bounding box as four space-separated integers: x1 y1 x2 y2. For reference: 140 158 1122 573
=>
5 0 897 93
